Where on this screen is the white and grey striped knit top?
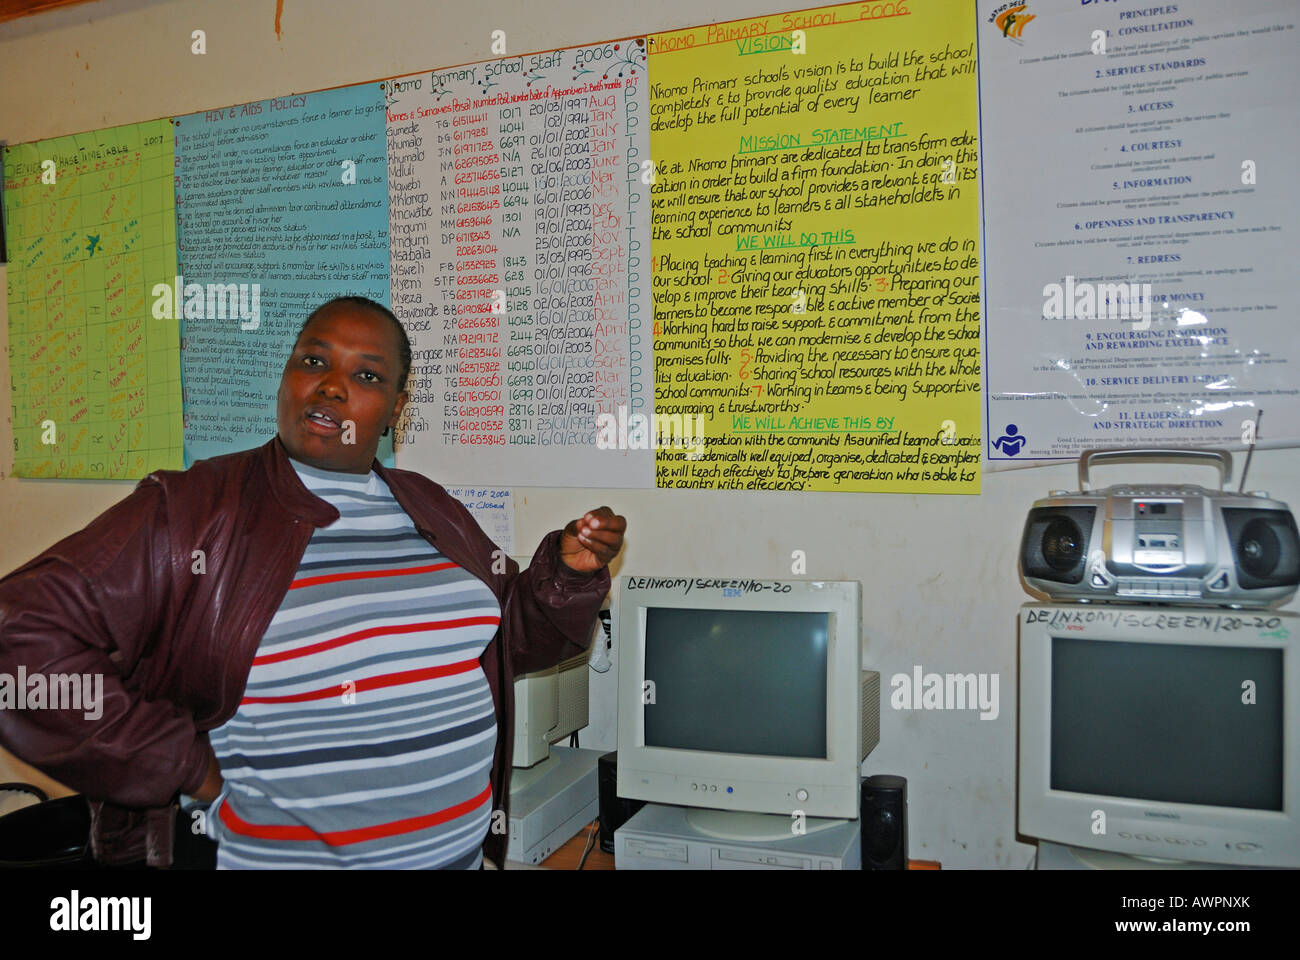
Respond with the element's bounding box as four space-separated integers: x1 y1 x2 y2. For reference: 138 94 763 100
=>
206 457 502 869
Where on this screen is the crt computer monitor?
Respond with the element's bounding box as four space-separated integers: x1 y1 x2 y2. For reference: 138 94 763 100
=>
1019 603 1299 868
616 578 871 821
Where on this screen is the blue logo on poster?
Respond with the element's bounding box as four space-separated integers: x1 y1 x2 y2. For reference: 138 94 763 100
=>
993 424 1026 456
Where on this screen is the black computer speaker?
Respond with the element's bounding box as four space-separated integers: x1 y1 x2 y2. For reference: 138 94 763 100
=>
1223 508 1300 589
1020 506 1095 584
861 775 907 870
598 752 645 854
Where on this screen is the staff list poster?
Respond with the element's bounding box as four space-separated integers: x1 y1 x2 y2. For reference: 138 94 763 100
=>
981 0 1300 460
4 121 183 479
649 1 982 493
385 41 653 487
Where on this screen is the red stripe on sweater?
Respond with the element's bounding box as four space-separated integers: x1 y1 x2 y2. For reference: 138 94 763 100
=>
240 660 481 704
252 616 501 665
289 561 459 590
218 784 493 845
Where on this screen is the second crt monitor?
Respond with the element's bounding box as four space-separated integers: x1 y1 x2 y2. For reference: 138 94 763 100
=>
616 578 877 820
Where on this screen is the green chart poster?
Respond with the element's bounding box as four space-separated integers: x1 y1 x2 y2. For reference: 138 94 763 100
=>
4 119 183 479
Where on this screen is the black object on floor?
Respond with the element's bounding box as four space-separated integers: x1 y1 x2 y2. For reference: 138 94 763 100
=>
0 794 219 869
598 751 646 854
861 774 908 870
0 794 97 868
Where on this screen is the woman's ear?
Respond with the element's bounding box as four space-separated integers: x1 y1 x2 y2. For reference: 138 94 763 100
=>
388 391 409 436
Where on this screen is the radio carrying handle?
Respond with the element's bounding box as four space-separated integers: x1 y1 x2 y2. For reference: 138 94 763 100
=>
1077 448 1234 492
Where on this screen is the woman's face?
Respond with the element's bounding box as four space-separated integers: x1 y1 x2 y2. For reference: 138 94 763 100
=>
276 303 407 474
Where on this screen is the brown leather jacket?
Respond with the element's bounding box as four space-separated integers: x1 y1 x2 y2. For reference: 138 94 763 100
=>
0 436 609 868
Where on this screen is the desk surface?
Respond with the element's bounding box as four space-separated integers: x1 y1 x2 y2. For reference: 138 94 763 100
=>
540 820 940 870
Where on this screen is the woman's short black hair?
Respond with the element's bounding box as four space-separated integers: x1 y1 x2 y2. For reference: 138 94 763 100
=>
298 296 412 393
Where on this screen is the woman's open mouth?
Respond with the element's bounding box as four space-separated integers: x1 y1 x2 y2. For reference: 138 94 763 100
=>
304 406 344 434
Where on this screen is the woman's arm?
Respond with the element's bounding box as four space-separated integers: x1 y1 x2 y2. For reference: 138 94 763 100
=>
0 478 211 808
504 528 612 675
414 480 623 675
189 743 224 804
502 507 625 675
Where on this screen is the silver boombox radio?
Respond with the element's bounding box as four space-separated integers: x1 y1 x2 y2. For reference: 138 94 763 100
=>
1019 449 1300 608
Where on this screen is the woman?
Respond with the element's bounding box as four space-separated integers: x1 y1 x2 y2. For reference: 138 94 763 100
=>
0 296 626 869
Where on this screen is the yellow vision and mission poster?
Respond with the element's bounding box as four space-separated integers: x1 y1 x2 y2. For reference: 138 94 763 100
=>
648 0 981 493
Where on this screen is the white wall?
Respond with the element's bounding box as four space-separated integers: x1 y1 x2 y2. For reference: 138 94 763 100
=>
3 0 1297 868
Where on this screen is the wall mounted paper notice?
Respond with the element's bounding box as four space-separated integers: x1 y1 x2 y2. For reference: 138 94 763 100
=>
649 2 982 493
4 121 183 478
174 83 391 464
443 486 514 553
981 0 1300 460
384 41 653 488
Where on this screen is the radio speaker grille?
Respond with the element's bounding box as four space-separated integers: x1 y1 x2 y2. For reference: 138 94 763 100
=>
1020 506 1096 584
1223 508 1300 589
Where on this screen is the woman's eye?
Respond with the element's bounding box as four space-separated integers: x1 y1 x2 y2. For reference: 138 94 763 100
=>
303 355 323 367
359 371 381 383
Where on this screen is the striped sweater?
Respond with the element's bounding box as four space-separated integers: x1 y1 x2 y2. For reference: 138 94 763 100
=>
206 458 501 869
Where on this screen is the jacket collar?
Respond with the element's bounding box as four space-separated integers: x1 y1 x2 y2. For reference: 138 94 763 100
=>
259 437 440 542
259 436 343 526
370 454 421 531
370 452 449 551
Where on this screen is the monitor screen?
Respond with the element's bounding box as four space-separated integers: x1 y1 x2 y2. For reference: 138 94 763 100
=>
643 607 829 759
1050 636 1284 811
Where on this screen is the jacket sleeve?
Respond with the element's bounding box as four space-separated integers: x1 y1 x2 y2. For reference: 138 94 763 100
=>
0 477 212 808
504 528 611 676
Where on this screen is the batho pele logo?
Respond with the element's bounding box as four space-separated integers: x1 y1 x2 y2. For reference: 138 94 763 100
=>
989 3 1036 42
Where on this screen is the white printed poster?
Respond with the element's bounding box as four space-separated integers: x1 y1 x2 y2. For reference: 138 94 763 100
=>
980 0 1299 462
